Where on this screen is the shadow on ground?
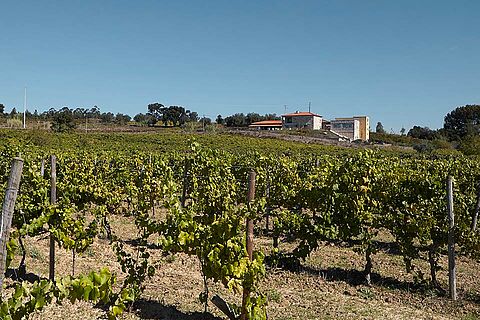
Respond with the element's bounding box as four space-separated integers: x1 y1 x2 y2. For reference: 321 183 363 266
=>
124 238 162 250
303 265 411 288
304 265 447 296
266 252 446 296
6 267 43 284
132 299 223 320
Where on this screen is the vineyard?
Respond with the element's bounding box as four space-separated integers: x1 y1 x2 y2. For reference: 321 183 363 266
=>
0 131 480 319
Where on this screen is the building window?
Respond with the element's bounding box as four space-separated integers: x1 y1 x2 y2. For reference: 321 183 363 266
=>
332 122 354 130
285 117 292 123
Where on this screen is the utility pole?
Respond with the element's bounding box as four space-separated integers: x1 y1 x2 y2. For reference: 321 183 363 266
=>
284 105 287 114
308 101 311 113
23 87 27 129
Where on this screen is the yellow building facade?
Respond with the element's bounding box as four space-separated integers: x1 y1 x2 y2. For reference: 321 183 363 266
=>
330 116 370 141
353 116 369 141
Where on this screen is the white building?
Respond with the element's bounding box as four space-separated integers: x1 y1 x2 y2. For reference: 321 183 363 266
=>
281 111 322 130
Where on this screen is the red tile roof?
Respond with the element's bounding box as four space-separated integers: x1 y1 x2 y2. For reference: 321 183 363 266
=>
249 120 282 127
281 111 322 117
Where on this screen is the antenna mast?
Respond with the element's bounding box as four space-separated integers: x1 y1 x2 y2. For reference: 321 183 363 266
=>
308 101 311 113
23 87 27 129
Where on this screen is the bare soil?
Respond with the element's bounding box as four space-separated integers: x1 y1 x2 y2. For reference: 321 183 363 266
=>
230 129 415 152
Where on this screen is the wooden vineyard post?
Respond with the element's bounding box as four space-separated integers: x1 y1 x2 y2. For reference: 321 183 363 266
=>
40 158 45 177
240 171 256 320
447 176 457 301
181 158 189 208
471 182 480 231
265 182 270 233
49 155 56 281
0 157 24 292
72 250 75 277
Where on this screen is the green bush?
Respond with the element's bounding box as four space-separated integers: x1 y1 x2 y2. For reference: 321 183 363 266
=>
413 142 434 153
459 135 480 156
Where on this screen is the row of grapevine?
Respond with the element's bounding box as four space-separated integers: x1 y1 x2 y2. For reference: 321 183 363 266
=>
0 142 479 318
241 151 480 289
0 143 268 319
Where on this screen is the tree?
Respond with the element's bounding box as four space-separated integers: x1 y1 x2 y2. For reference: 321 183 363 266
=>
10 108 17 118
115 113 131 125
51 108 76 132
225 113 247 127
246 113 262 125
375 122 386 134
45 108 56 118
89 106 101 118
134 113 156 126
100 112 115 123
264 113 280 120
222 112 279 126
147 103 197 127
444 105 480 140
134 113 147 123
162 105 187 126
216 115 224 125
400 127 406 136
147 103 164 125
200 117 212 126
74 108 87 119
407 126 436 140
0 104 4 115
186 110 199 122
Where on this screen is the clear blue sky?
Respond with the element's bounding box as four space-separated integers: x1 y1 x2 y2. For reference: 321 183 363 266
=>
1 0 479 131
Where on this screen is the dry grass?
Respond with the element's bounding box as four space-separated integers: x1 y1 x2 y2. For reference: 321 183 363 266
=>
6 215 479 320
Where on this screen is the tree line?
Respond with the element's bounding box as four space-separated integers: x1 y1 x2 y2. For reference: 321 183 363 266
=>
374 104 480 154
0 102 280 131
0 104 131 123
136 103 280 127
3 99 478 153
